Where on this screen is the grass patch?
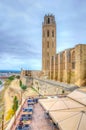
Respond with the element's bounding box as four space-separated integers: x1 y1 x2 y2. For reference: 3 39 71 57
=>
31 87 38 93
4 75 15 86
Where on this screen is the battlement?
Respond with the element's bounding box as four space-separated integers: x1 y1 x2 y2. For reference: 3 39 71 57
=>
43 13 56 25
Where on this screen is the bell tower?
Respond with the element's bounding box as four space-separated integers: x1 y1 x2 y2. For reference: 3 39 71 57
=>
42 14 56 74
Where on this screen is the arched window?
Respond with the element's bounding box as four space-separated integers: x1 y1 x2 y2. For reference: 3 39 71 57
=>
52 30 54 37
63 53 65 69
67 51 71 62
72 51 75 61
47 42 49 48
48 18 50 24
47 30 49 37
71 51 75 69
52 42 54 48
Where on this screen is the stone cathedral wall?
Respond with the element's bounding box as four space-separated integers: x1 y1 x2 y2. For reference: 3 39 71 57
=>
49 44 86 86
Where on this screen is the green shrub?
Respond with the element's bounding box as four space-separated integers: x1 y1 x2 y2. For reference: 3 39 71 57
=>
0 81 2 85
12 96 18 112
16 75 20 79
20 80 22 86
62 89 65 94
8 75 15 81
20 85 27 90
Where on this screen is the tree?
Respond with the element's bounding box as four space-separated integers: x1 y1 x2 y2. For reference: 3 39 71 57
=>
12 96 18 112
0 81 2 85
62 89 65 94
19 80 27 90
5 75 15 86
6 96 18 121
20 85 27 90
16 75 20 79
20 80 22 87
8 75 15 81
6 109 14 121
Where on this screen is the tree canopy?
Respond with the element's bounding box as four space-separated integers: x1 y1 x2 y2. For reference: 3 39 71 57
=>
8 75 15 81
19 80 27 90
0 81 2 85
12 96 18 112
20 84 27 90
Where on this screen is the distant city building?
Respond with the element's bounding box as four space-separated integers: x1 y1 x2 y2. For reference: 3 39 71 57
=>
21 69 42 78
21 69 32 77
42 14 86 86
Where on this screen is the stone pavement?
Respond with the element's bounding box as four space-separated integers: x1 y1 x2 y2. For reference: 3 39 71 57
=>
11 100 58 130
30 103 58 130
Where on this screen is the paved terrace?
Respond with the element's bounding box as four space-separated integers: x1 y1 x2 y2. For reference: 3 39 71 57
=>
11 99 58 130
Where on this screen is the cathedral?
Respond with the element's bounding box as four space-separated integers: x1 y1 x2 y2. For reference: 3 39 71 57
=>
42 14 86 86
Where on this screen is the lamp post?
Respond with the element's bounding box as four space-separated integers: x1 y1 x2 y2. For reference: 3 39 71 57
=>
1 103 4 130
2 114 4 130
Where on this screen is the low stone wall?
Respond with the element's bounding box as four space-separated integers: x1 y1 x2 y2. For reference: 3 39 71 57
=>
21 76 78 96
33 79 66 96
21 76 32 87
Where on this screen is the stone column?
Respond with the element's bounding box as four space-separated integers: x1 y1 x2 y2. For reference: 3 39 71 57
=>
49 57 52 79
53 56 56 80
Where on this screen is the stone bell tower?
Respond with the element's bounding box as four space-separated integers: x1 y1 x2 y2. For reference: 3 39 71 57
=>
42 14 56 75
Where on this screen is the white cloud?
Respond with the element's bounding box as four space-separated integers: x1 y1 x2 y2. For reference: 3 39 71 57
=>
0 0 86 70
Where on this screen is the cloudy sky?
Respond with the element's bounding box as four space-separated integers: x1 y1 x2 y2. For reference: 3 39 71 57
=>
0 0 86 70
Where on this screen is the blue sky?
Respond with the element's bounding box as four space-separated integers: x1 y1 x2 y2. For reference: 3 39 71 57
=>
0 0 86 70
